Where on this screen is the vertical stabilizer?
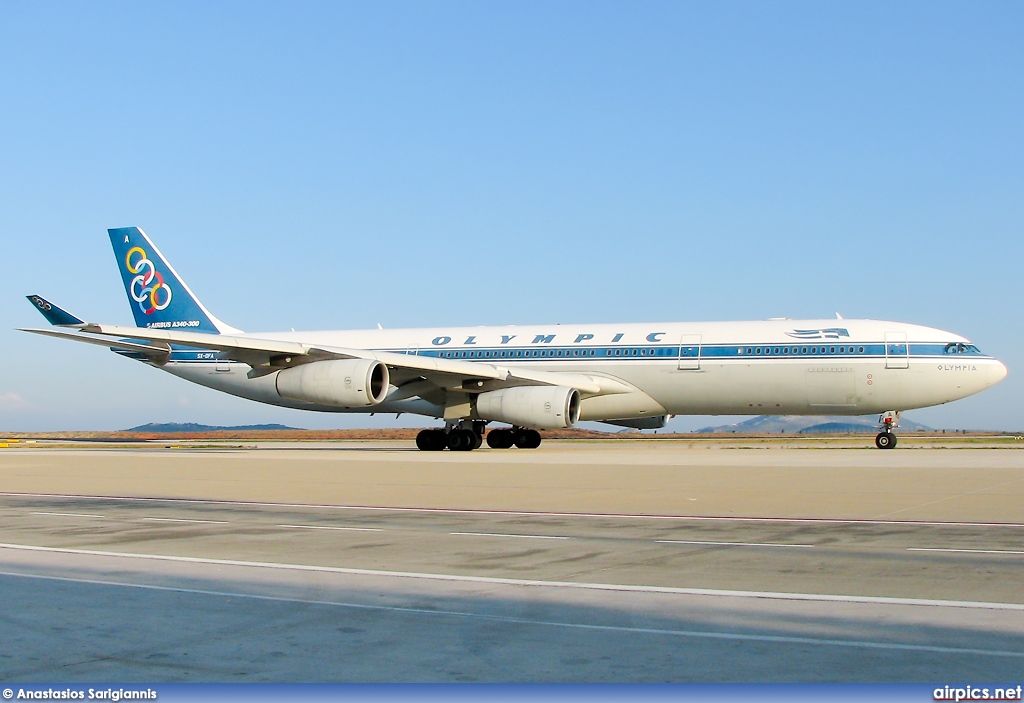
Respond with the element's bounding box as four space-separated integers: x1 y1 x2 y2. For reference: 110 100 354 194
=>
108 227 241 334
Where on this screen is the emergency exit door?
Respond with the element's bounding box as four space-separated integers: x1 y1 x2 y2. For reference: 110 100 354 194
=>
885 331 909 369
678 334 702 370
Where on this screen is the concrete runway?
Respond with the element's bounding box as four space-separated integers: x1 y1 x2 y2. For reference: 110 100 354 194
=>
0 441 1022 681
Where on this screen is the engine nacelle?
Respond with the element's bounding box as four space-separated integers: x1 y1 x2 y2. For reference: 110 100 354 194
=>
276 359 389 407
475 386 581 429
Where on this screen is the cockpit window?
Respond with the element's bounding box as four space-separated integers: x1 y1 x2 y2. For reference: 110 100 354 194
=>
944 343 982 355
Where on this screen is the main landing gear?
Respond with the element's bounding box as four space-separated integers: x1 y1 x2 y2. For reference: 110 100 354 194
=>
486 427 541 449
415 426 481 452
875 411 900 449
415 424 542 451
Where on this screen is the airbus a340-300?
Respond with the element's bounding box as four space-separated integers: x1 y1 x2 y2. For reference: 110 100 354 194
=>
23 228 1007 450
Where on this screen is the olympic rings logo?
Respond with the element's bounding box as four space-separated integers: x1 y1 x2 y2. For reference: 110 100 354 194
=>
125 246 172 314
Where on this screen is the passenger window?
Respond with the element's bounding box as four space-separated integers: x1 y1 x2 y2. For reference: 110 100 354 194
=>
829 347 835 354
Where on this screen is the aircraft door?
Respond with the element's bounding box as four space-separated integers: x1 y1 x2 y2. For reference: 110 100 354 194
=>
678 334 702 370
885 332 909 369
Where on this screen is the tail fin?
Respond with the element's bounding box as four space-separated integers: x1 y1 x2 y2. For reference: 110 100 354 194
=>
108 227 241 334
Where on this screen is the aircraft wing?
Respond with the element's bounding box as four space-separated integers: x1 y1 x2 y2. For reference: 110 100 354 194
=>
23 322 626 397
18 327 172 363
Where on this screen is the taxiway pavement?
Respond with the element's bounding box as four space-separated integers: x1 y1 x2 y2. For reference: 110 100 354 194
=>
0 441 1022 681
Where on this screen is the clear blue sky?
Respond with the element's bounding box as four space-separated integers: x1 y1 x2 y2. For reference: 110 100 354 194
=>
1 1 1021 431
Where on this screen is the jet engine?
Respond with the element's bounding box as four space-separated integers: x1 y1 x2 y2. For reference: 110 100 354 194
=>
475 386 581 429
276 359 389 407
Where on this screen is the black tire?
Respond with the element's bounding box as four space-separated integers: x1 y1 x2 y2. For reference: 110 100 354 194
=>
449 429 475 451
417 429 446 451
486 429 513 449
514 429 542 449
875 432 896 449
470 432 483 450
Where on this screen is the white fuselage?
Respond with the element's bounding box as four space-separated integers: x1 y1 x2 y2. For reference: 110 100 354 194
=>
149 318 1007 423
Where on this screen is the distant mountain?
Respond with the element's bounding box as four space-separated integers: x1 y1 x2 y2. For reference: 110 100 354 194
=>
123 422 299 433
695 415 931 434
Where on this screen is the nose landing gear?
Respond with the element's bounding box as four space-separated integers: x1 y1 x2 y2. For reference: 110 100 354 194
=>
875 411 899 449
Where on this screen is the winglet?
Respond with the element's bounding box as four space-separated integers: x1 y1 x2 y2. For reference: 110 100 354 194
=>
26 295 86 327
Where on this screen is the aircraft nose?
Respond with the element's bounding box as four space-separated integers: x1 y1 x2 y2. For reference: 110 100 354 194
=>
990 360 1008 386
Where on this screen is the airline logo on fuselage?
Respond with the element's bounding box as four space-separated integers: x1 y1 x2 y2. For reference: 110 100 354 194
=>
125 247 172 315
786 328 850 340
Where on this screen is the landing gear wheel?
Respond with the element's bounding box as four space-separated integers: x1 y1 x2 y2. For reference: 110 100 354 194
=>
470 431 483 450
514 429 542 449
875 432 897 449
416 429 447 451
449 429 476 452
486 429 515 449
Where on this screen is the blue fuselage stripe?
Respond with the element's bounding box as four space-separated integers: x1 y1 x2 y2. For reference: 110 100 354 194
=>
115 342 989 364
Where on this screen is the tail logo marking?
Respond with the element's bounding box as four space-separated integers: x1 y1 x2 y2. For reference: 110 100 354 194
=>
125 246 173 314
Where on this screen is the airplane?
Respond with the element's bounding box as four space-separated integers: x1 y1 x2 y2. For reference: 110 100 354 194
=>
21 227 1007 451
